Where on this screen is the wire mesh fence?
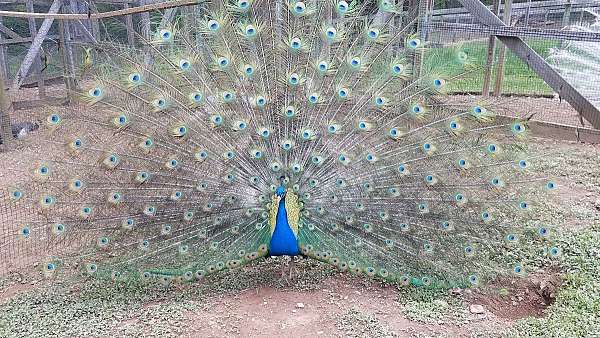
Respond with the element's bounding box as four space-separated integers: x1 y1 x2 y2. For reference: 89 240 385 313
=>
423 0 600 131
0 0 598 136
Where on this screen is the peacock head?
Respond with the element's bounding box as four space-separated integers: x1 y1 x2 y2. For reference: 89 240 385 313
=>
276 175 288 196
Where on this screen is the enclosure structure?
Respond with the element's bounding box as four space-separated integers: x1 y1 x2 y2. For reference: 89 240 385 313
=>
0 0 599 145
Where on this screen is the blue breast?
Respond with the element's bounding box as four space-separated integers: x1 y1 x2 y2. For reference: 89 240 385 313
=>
268 197 300 256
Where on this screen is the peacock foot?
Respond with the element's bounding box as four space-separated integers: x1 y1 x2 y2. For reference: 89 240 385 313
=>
278 256 297 284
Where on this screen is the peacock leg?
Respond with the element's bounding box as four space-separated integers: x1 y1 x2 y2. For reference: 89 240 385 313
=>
288 256 296 281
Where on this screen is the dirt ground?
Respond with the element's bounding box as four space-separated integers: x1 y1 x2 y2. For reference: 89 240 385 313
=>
0 89 599 337
0 256 563 338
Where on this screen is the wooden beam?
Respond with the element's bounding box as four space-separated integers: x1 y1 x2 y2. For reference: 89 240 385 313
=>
11 0 61 92
433 0 600 17
26 0 45 98
0 22 22 40
457 0 600 129
0 34 59 45
0 0 200 19
424 22 600 43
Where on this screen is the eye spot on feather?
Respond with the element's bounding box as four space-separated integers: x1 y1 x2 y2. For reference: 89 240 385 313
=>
512 122 526 135
222 91 234 102
9 188 23 202
244 24 257 37
128 73 142 84
283 105 296 118
518 159 529 169
207 19 220 32
317 61 328 72
440 221 452 231
513 264 524 275
336 1 349 13
391 63 403 75
159 29 172 41
398 163 409 175
481 211 492 222
97 236 110 248
19 225 30 239
122 218 134 230
518 201 530 210
40 195 56 208
407 38 420 49
89 87 103 98
293 1 306 15
179 59 191 71
237 0 250 10
44 262 56 275
290 37 302 50
240 65 254 78
367 28 380 40
46 113 61 127
217 56 230 69
468 275 479 285
288 73 300 86
325 27 337 40
374 96 386 107
255 96 266 107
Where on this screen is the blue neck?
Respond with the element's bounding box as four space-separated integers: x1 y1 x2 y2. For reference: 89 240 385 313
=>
268 195 299 256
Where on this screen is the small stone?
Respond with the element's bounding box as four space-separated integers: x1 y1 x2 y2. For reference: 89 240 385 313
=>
450 288 462 296
296 302 305 308
469 304 485 314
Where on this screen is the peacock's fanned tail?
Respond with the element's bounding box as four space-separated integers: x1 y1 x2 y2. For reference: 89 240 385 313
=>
2 0 560 287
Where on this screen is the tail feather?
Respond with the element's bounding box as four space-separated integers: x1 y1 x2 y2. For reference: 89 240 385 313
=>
0 0 560 288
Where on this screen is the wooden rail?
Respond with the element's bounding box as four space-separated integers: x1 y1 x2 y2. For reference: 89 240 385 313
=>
0 0 199 19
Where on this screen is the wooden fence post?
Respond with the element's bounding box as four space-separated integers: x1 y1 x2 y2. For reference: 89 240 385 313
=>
0 17 7 81
493 0 512 97
124 2 135 47
0 77 12 149
482 0 500 97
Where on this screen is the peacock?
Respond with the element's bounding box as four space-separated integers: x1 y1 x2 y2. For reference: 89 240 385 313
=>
1 0 560 289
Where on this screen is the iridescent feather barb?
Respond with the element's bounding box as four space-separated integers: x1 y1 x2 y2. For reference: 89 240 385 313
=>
1 0 560 288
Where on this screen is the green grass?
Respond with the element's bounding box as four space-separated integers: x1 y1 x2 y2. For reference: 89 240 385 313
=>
510 223 600 337
424 39 559 96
